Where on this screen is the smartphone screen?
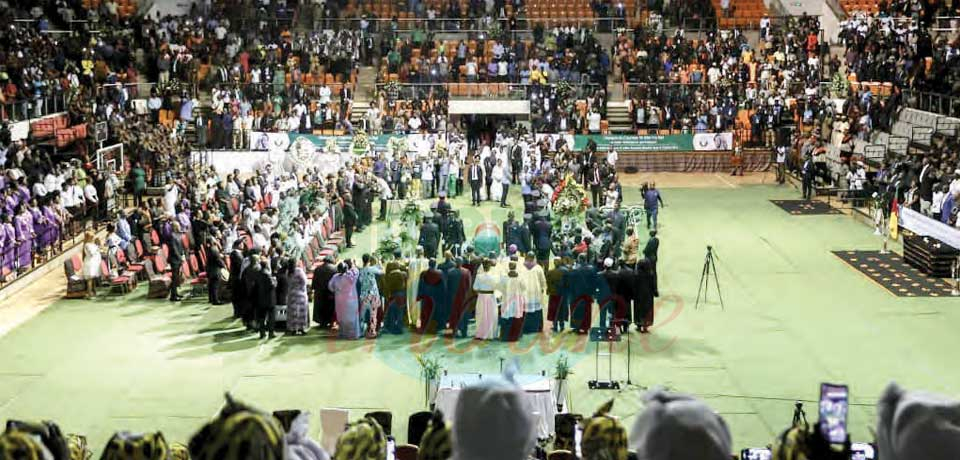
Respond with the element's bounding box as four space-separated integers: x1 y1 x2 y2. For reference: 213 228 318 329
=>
574 423 583 458
740 448 772 460
819 383 849 445
850 442 876 460
385 437 395 460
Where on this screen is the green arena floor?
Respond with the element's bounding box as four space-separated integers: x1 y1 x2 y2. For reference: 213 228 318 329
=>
2 182 959 454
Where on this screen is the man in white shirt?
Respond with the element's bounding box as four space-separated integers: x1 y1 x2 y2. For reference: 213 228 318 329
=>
588 110 601 133
83 180 99 219
318 84 331 104
466 60 478 82
606 146 618 168
408 114 422 133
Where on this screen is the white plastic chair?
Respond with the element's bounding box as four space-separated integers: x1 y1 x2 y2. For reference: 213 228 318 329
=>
319 408 350 453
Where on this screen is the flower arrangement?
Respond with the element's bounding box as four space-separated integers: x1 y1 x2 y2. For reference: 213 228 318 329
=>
376 234 401 260
324 137 340 155
830 71 850 98
352 130 370 155
551 174 590 216
387 136 409 158
555 80 573 100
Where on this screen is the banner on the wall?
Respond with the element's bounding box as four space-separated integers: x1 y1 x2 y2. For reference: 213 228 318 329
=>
692 132 734 151
250 132 735 154
249 132 449 157
535 133 735 152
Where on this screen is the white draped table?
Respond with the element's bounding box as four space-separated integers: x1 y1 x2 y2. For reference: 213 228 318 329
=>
432 373 558 438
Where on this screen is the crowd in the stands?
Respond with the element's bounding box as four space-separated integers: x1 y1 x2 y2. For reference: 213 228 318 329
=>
616 15 825 139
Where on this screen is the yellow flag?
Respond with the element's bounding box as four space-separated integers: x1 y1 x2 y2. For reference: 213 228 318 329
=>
889 210 899 240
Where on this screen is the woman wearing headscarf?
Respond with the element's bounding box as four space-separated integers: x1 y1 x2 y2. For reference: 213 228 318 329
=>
286 260 310 335
630 388 732 460
452 368 536 460
358 254 384 338
329 259 361 339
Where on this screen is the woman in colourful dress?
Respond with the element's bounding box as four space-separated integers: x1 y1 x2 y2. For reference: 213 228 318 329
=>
328 260 361 339
358 254 384 338
285 261 310 335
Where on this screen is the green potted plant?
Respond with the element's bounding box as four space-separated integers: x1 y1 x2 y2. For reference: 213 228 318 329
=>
416 354 443 407
553 354 572 412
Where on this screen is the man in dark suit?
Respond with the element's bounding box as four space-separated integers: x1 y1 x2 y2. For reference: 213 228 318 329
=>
532 211 552 266
589 162 602 207
419 213 441 258
643 229 660 278
205 236 225 305
228 240 246 317
167 221 186 301
469 157 483 206
802 154 815 200
483 154 496 201
342 193 357 248
311 256 338 328
254 259 278 339
444 210 466 256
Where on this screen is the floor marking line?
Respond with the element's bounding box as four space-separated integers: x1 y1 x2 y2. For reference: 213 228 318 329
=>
714 173 737 189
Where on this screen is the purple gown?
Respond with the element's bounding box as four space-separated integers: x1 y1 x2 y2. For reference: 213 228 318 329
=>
41 206 60 249
29 207 45 250
14 212 34 269
1 223 17 272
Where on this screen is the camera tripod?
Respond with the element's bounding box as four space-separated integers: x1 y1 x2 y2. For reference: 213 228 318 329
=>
695 246 724 310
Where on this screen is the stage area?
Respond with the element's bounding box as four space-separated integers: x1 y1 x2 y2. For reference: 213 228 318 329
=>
1 176 959 453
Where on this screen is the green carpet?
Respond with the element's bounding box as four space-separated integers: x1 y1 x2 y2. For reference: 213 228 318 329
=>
2 183 959 455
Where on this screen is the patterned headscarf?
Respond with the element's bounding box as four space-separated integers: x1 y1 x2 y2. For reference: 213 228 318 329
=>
418 412 452 460
100 432 170 460
581 400 628 460
189 394 285 460
332 416 386 460
0 430 47 460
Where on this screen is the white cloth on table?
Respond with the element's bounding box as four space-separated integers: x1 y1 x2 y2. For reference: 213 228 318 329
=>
435 373 555 439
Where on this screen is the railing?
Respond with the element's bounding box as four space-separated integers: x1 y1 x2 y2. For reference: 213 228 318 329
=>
315 16 634 34
0 209 107 290
678 14 820 31
931 16 960 33
374 82 601 101
0 91 69 123
902 89 960 118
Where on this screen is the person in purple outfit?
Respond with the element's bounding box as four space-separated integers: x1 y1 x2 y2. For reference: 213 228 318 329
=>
41 198 61 253
14 204 35 271
0 215 13 274
27 198 45 255
3 189 17 216
16 178 31 205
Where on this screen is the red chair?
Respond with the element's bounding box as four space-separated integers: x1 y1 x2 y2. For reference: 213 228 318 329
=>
146 252 172 299
99 260 134 295
64 254 87 298
117 248 146 281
